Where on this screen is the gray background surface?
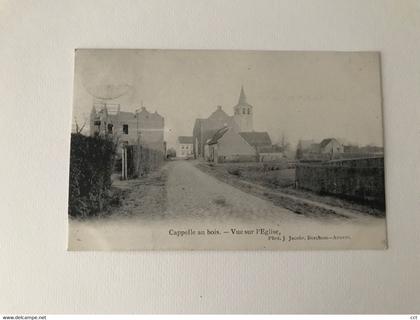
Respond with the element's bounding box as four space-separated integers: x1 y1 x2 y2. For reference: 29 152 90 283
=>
0 0 419 314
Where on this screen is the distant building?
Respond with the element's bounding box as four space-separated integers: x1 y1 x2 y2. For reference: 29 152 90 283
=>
296 138 345 160
193 106 238 159
177 136 194 159
193 86 274 162
238 132 272 152
319 138 344 155
193 86 256 159
206 127 256 163
197 86 277 163
206 128 274 163
90 103 165 154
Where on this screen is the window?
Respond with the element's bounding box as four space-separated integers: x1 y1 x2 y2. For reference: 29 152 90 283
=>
107 124 113 134
181 146 184 149
242 108 246 114
247 108 250 114
94 120 101 126
123 124 128 134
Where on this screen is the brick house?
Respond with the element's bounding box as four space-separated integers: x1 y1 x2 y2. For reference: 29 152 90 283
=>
90 103 165 154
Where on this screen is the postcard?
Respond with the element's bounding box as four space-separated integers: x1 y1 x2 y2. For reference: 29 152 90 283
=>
68 49 386 250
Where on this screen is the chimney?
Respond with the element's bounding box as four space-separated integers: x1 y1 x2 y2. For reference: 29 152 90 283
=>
217 105 222 110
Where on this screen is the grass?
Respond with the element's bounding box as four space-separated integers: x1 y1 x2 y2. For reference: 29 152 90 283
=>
222 162 296 188
196 161 385 217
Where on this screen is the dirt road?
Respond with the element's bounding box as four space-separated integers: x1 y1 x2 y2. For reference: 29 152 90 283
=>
164 160 304 224
68 160 387 250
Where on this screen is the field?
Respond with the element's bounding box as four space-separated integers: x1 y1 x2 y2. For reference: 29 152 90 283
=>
213 162 296 188
196 161 384 216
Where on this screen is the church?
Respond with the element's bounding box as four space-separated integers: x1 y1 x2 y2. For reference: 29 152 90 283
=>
192 86 273 163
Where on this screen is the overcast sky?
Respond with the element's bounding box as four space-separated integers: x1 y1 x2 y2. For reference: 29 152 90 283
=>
72 49 384 149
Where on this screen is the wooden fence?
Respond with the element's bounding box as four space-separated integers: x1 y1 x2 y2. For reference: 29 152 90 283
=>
122 144 165 179
295 157 385 208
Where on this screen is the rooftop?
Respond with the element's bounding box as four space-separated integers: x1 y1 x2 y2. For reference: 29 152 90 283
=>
234 85 253 109
178 136 194 144
239 131 272 147
207 127 229 145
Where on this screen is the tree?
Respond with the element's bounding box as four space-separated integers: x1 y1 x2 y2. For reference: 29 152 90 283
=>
74 117 86 134
279 133 291 153
295 140 303 160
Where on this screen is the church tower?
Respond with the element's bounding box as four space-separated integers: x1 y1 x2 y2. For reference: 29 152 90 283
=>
233 85 253 132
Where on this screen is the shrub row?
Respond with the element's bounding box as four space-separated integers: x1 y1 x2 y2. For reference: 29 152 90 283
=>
68 133 116 218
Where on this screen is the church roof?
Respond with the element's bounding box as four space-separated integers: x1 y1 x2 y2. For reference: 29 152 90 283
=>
234 85 253 109
208 105 231 120
239 132 272 147
194 106 234 133
239 86 247 104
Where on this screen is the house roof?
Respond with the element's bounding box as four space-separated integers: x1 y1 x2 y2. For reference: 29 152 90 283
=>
239 132 272 147
178 136 193 144
320 138 333 148
207 127 229 145
116 111 136 120
137 107 163 119
319 138 341 149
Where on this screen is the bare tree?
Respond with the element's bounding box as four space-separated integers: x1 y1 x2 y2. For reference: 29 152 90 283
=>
74 117 86 134
277 132 290 153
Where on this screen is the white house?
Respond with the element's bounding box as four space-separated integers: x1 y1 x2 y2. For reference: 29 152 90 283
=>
177 136 194 159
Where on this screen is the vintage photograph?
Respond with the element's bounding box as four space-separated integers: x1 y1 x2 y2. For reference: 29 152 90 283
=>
68 49 387 250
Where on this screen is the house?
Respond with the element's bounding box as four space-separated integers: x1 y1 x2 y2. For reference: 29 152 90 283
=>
206 127 256 163
177 136 194 159
90 103 165 154
296 138 344 160
206 128 274 163
238 132 272 152
257 145 285 162
319 138 344 155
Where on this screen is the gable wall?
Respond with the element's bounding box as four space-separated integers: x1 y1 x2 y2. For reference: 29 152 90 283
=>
217 129 256 156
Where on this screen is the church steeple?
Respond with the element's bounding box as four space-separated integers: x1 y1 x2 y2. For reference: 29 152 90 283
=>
233 85 253 132
238 85 247 105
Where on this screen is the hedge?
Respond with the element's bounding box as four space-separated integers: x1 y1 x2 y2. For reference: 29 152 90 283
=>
68 133 116 217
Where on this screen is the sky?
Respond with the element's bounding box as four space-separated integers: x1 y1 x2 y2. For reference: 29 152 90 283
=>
72 49 384 149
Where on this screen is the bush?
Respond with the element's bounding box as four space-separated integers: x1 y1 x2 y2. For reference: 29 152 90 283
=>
227 168 242 176
68 133 116 218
